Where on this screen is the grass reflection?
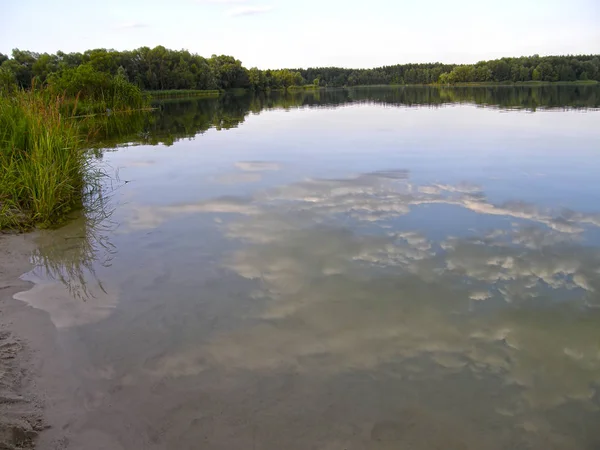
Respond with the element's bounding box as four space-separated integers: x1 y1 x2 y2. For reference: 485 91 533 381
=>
30 179 117 301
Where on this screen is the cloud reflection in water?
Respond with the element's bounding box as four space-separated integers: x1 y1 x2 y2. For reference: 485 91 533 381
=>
127 169 600 420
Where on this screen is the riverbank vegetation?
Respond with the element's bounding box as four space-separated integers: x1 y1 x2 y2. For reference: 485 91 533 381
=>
1 48 598 92
149 89 221 98
0 91 88 229
0 69 149 230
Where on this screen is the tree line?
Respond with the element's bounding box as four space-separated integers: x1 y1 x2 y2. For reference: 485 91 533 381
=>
1 47 599 93
299 55 600 86
0 47 306 92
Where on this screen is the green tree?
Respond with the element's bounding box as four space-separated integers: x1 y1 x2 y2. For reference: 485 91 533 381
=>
1 47 598 93
248 67 264 90
0 65 17 94
10 49 39 87
32 53 59 84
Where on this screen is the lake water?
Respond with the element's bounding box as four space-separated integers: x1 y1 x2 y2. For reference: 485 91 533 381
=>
17 86 600 449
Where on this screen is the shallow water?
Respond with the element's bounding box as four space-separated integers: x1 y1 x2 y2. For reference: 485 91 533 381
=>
18 86 600 449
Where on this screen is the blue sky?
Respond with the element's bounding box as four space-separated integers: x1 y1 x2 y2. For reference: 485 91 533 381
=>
1 0 599 68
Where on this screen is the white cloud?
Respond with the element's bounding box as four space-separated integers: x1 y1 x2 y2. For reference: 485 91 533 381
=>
227 5 273 16
126 197 259 230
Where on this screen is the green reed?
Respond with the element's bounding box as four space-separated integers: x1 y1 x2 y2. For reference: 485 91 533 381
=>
0 90 92 229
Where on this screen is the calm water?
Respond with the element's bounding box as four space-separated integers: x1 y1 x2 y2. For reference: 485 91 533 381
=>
18 86 600 449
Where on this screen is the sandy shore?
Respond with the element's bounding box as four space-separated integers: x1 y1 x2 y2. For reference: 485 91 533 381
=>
0 233 71 450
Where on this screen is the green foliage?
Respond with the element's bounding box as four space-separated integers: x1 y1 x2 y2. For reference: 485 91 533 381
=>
265 70 299 88
248 67 266 91
295 56 600 86
0 91 89 229
0 66 18 95
0 71 146 229
438 55 600 84
46 64 149 113
2 47 598 93
208 54 248 89
295 64 453 87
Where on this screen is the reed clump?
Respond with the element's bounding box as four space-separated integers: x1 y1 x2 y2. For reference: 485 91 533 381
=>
1 66 151 230
46 65 150 115
0 91 91 229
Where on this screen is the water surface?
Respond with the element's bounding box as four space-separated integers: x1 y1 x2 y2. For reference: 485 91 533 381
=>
18 86 600 449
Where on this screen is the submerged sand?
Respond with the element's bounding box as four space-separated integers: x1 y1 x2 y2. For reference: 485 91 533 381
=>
0 233 76 450
0 233 40 449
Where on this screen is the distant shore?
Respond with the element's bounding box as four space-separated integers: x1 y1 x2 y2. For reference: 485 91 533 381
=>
434 80 599 87
146 80 599 99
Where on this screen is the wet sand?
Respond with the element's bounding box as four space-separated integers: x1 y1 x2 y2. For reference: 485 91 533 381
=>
0 233 76 450
0 233 40 449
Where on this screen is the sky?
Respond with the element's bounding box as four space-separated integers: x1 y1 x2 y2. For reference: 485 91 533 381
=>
1 0 599 69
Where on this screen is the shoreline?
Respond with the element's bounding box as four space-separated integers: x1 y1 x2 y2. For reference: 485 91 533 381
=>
143 81 600 99
351 80 600 88
0 233 41 449
0 233 74 450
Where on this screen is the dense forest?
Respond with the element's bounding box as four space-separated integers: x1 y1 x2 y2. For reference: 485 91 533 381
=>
1 47 599 93
295 55 600 86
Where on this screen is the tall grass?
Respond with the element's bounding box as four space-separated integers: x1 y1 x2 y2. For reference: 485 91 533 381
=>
46 65 150 115
0 91 91 229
